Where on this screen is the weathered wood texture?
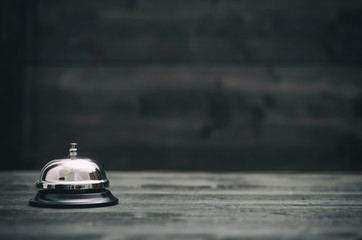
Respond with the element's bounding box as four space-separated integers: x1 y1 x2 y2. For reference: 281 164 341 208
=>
1 171 362 239
28 0 362 63
11 0 362 170
24 66 362 170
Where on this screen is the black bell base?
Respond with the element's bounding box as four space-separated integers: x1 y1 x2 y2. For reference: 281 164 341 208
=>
29 189 118 208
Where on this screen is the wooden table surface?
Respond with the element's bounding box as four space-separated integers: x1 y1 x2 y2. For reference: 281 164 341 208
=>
1 171 362 240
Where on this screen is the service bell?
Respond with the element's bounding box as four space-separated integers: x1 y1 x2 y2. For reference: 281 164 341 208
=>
29 143 118 208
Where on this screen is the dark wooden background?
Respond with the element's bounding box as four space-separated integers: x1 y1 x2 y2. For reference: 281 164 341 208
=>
1 0 362 170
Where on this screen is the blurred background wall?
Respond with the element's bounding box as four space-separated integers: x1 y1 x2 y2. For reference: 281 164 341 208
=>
1 0 362 170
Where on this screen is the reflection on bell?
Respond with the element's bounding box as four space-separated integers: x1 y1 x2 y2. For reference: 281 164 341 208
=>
29 143 118 208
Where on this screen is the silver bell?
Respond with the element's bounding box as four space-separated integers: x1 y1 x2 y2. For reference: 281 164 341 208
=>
29 143 118 208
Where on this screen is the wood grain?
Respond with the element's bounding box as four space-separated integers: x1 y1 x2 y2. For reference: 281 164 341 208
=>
23 66 362 170
11 0 362 170
0 171 362 239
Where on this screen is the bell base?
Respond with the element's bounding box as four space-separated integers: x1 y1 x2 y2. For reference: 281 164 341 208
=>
29 189 118 208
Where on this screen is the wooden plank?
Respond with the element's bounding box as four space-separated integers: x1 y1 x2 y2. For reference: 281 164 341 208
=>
23 66 362 170
0 172 361 239
31 66 362 93
29 0 362 63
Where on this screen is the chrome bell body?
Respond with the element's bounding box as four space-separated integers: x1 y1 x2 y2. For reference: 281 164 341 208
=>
29 143 118 208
